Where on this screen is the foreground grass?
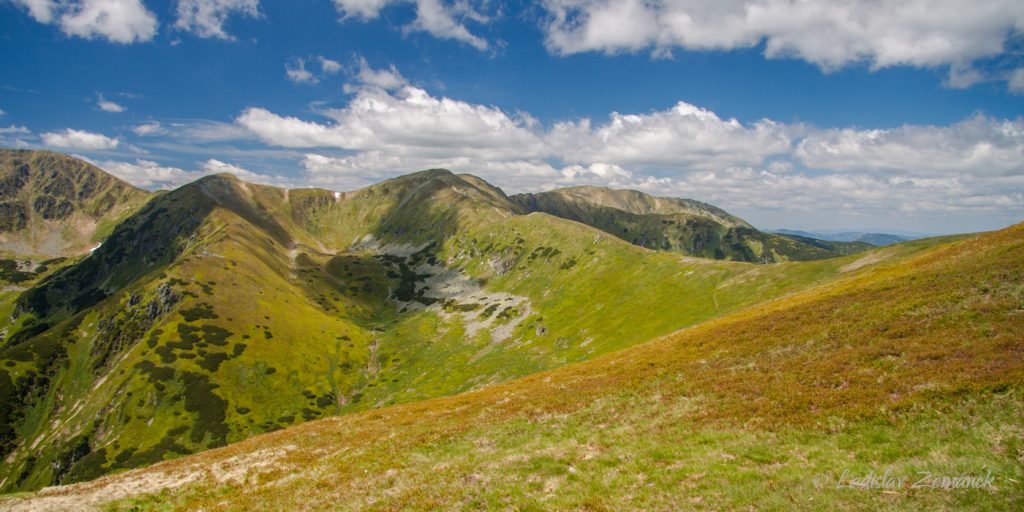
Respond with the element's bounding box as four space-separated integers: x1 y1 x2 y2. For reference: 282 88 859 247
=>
112 389 1023 511
5 223 1022 510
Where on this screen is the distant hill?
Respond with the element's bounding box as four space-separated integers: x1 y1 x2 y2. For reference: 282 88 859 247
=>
511 186 870 262
774 228 912 246
0 150 150 258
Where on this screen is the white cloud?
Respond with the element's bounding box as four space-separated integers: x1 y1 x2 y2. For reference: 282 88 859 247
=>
126 57 1012 227
408 0 488 50
332 0 390 19
58 0 158 43
132 121 165 136
300 152 407 189
200 158 296 186
200 158 249 175
88 157 292 189
550 102 793 169
234 66 1023 222
41 128 120 150
560 162 632 182
1009 68 1024 94
541 0 1024 88
945 65 987 89
238 84 544 160
345 56 408 92
285 59 316 84
11 0 57 23
92 158 202 188
0 126 31 134
12 0 158 43
795 115 1024 177
237 108 348 147
332 0 490 50
285 55 343 85
317 56 342 74
174 0 260 40
236 79 1022 225
96 94 126 113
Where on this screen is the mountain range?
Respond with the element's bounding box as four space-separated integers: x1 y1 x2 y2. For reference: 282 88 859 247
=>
772 229 914 246
0 149 1020 510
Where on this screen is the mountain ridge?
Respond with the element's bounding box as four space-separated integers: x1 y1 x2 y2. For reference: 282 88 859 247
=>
510 187 869 262
0 152 914 492
774 228 912 246
4 220 1018 511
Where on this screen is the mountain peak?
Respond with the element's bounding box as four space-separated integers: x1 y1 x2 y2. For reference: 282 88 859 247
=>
0 149 149 257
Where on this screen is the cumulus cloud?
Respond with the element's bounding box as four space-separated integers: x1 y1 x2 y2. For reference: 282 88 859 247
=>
345 56 408 92
240 70 792 175
174 0 260 40
41 128 120 150
238 84 544 160
540 0 1024 89
0 126 31 134
332 0 490 50
550 102 793 169
96 94 126 113
231 69 1022 226
795 115 1024 176
285 55 342 84
13 0 160 43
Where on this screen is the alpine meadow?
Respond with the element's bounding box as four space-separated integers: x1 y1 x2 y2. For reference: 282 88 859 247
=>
0 0 1022 510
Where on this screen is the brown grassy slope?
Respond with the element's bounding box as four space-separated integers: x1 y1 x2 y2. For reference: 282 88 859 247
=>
4 222 1023 510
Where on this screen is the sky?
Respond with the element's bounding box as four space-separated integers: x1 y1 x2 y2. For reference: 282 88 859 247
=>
1 0 1023 234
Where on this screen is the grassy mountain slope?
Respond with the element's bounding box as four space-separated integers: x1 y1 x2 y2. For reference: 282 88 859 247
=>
5 221 1019 511
0 166 923 493
0 150 149 259
511 186 871 262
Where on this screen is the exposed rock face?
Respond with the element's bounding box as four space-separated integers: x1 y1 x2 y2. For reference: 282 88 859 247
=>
488 253 517 275
146 283 181 319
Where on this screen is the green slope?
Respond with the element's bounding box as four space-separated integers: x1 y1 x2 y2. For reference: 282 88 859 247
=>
0 163 928 493
5 220 1019 511
511 186 871 262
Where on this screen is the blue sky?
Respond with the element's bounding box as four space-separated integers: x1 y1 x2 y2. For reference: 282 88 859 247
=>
1 0 1023 234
